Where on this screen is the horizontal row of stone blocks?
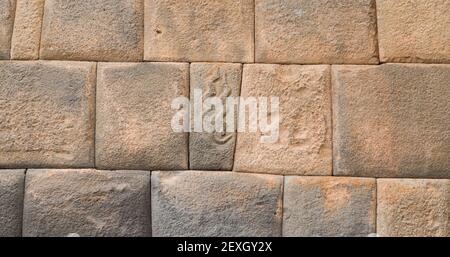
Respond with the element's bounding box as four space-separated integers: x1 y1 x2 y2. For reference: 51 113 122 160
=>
0 0 449 63
1 61 449 178
0 169 448 237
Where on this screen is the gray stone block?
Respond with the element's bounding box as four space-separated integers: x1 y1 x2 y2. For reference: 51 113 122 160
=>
0 169 25 237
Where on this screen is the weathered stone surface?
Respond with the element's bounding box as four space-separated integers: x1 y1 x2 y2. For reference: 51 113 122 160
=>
144 0 254 62
189 63 242 170
0 0 15 59
255 0 378 64
40 0 144 61
0 61 95 168
23 169 151 237
11 0 45 60
0 170 24 237
234 64 332 175
96 62 189 170
333 64 450 178
377 179 449 237
151 170 283 237
377 0 450 63
283 176 376 237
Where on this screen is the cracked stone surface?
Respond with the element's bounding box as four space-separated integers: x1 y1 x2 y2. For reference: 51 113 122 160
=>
23 169 151 237
0 170 24 237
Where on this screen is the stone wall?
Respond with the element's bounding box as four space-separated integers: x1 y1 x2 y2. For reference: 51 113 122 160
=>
0 0 449 237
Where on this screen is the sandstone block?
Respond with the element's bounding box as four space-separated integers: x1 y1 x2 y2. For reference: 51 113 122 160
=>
0 61 96 168
151 170 283 237
144 0 254 62
189 63 242 170
96 62 189 170
234 64 332 175
333 64 450 178
377 0 450 63
23 169 151 237
255 0 378 64
40 0 144 61
11 0 45 60
0 0 15 59
0 170 24 237
283 176 376 237
377 179 449 237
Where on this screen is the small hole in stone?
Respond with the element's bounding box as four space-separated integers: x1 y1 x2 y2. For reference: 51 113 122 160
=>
156 29 162 34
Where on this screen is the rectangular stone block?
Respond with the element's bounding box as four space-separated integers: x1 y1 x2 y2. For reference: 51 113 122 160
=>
377 179 449 237
96 62 189 170
283 176 376 236
23 169 151 237
11 0 45 60
234 64 332 175
333 64 450 178
255 0 378 64
0 170 24 237
189 63 242 170
377 0 450 63
40 0 144 61
151 170 283 237
0 0 15 59
144 0 254 62
0 61 96 168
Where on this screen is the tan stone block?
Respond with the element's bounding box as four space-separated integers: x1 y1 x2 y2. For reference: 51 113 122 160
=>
96 62 189 170
0 170 24 237
377 0 450 63
11 0 45 60
40 0 144 61
255 0 379 64
0 0 15 59
189 63 242 170
144 0 254 62
151 170 283 237
283 176 376 236
377 179 449 237
333 64 450 178
0 61 96 168
234 64 332 175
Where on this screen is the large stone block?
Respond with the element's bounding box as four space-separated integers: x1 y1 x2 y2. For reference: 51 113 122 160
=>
377 179 449 237
23 169 151 237
234 64 332 175
96 62 189 170
40 0 144 61
333 64 450 178
151 171 283 237
189 63 242 170
255 0 378 64
377 0 450 63
0 0 15 59
144 0 254 62
0 61 96 168
0 170 24 237
283 176 376 237
11 0 45 60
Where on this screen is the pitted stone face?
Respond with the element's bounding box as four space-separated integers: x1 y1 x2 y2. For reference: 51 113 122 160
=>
0 0 16 59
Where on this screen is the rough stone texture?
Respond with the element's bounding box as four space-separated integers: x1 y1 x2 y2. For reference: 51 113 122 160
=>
0 170 24 237
144 0 254 62
283 176 376 237
377 0 450 63
10 0 45 60
333 64 450 178
0 0 15 59
23 169 151 237
151 170 283 237
0 61 95 168
377 179 449 237
255 0 379 64
189 63 242 170
234 64 332 175
40 0 144 61
96 62 189 170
